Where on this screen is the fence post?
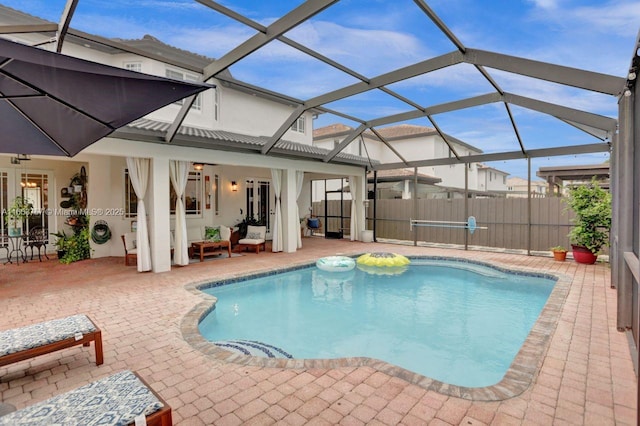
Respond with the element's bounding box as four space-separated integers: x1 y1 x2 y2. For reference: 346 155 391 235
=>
464 164 468 250
527 157 532 256
413 167 418 246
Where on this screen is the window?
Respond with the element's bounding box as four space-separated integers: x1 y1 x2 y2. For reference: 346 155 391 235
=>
124 169 137 217
166 69 202 111
291 116 305 133
503 176 506 184
0 171 50 234
124 62 142 72
125 169 203 217
172 171 202 215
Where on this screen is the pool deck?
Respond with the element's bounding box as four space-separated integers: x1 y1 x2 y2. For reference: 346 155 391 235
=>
0 238 636 425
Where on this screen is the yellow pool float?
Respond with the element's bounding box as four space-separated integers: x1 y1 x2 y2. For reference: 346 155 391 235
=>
356 252 410 275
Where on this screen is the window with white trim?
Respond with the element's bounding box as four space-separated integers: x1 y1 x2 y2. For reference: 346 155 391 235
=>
166 69 202 111
124 62 142 72
291 116 305 133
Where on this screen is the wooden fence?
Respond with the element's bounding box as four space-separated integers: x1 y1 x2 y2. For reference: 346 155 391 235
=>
313 197 585 252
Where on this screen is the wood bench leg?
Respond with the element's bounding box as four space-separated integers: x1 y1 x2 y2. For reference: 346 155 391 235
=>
94 330 104 365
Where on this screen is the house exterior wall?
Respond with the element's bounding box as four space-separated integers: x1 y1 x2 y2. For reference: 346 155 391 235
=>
477 168 509 192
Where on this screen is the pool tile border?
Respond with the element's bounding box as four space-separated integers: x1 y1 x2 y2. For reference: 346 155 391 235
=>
181 255 571 401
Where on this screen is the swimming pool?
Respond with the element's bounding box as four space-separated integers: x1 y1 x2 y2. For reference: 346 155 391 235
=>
197 258 556 389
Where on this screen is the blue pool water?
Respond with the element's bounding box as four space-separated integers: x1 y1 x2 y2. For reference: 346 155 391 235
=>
198 258 556 387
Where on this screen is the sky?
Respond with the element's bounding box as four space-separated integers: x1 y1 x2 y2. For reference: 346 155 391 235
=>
3 0 639 178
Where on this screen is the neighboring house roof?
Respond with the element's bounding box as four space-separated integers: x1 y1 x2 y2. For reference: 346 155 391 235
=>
115 118 374 167
367 168 441 185
373 124 436 139
477 164 509 175
313 123 354 139
314 123 481 153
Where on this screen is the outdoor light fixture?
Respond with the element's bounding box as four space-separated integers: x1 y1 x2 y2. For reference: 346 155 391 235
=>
231 180 238 192
193 163 204 171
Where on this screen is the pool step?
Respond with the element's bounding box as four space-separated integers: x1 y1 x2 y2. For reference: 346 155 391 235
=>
213 339 292 358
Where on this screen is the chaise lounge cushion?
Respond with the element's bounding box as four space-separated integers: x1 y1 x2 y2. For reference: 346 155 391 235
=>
0 370 164 426
0 315 97 357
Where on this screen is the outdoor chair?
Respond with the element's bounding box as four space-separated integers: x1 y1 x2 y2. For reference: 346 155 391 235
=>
0 314 103 369
121 232 137 266
0 370 172 426
236 225 266 254
305 215 323 236
24 226 49 261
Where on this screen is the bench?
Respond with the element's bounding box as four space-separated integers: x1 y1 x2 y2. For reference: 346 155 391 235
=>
0 370 172 425
0 314 103 368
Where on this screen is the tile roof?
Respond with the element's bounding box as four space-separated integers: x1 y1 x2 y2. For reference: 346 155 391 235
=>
117 118 374 167
373 124 437 139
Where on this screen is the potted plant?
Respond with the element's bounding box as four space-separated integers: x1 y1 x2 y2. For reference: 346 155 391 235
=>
51 230 69 259
4 196 33 237
550 246 567 261
565 178 611 264
234 215 263 238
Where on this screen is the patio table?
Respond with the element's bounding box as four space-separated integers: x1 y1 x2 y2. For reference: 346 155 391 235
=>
191 240 231 262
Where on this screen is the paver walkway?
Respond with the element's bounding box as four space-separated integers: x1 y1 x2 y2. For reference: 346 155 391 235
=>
0 238 636 425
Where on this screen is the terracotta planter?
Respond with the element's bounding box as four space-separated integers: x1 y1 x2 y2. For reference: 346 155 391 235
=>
571 245 598 265
552 250 567 261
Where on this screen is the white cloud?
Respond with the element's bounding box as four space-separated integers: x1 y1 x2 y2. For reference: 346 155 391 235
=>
526 0 561 10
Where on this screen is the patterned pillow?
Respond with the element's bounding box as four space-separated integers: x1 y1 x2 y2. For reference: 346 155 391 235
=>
246 231 262 240
205 226 221 242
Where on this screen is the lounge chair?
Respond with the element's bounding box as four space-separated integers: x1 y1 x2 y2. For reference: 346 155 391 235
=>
0 314 103 368
0 370 172 426
235 225 266 253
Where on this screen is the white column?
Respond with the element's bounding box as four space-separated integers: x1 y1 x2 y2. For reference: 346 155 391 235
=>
149 157 172 273
282 169 298 253
85 155 111 258
354 174 366 240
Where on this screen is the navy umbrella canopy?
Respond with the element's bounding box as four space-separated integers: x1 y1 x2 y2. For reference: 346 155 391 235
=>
0 37 211 156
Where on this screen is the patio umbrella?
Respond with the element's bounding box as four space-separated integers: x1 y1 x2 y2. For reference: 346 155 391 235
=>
0 37 211 157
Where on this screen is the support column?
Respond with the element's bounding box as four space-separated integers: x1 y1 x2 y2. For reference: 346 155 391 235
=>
282 169 298 253
616 93 634 330
86 155 111 258
149 157 172 273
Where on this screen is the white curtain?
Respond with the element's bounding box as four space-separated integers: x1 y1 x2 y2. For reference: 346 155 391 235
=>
126 157 152 272
349 175 362 241
296 171 304 248
271 169 283 252
170 160 190 266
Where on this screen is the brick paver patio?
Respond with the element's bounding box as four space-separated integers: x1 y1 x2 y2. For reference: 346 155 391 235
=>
0 238 636 425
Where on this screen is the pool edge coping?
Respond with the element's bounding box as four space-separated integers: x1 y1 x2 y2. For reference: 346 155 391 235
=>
181 255 571 401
